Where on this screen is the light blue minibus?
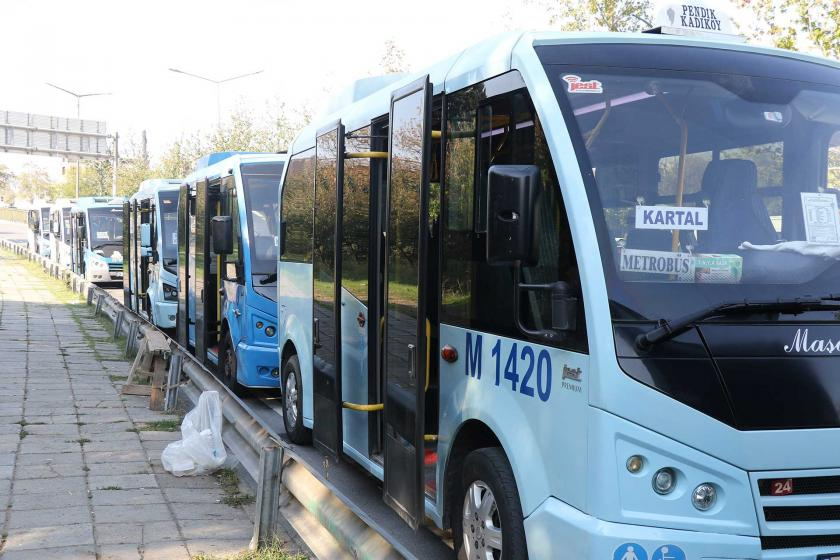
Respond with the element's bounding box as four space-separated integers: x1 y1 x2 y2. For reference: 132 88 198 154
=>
123 179 181 329
69 196 125 284
275 17 840 560
176 152 287 392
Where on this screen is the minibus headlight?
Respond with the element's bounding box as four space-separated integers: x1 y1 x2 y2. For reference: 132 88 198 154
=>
692 483 717 511
163 283 177 301
92 259 107 269
653 468 676 495
265 326 276 337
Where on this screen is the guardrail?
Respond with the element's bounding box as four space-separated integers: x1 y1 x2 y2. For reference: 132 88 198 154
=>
0 238 406 560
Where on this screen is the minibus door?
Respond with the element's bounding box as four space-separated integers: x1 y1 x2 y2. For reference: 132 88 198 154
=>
122 201 131 308
312 121 346 460
176 183 194 351
382 76 432 529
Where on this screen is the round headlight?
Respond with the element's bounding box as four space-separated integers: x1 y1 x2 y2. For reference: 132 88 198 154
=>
265 326 276 337
652 468 676 495
626 455 644 474
692 483 717 511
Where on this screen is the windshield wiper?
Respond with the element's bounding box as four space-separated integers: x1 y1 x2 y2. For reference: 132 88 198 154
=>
636 296 840 350
258 272 277 285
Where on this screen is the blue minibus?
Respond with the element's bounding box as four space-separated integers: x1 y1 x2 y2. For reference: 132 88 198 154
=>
275 14 840 560
123 179 181 329
176 152 287 392
69 197 125 284
48 202 74 268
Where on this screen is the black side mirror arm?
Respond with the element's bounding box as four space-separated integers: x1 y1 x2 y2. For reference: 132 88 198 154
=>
512 264 578 343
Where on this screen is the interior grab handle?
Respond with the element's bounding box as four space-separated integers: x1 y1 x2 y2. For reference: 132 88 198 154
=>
407 344 416 381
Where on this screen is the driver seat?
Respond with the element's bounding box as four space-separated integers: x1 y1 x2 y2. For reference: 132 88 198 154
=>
699 159 777 253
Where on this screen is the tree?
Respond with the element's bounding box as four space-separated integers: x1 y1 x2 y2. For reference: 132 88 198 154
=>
0 164 14 205
16 164 55 203
528 0 652 31
380 39 408 74
737 0 840 58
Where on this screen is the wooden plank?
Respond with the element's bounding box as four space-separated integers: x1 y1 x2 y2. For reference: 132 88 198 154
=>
148 358 168 411
121 384 152 396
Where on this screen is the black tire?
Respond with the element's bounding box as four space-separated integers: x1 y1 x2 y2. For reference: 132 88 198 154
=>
218 331 244 396
281 354 311 444
452 447 527 560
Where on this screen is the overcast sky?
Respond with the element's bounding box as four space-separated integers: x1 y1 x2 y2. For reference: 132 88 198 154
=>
1 0 747 179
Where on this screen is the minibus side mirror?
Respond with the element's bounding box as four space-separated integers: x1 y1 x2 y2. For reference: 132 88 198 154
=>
211 216 233 255
486 165 540 266
550 281 578 332
139 223 151 248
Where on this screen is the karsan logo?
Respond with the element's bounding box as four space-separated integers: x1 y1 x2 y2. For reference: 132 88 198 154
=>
562 75 603 94
561 365 583 393
784 328 840 354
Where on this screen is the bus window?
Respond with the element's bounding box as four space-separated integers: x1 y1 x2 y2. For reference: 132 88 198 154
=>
828 131 840 190
280 149 315 264
342 127 371 304
242 162 285 278
441 84 587 352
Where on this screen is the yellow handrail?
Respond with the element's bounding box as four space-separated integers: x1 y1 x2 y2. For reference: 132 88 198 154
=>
345 151 388 159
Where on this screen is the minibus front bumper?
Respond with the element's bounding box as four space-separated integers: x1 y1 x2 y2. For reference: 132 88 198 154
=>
153 301 176 329
235 341 280 388
525 497 760 559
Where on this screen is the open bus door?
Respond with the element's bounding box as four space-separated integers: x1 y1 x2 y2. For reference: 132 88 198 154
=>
312 121 346 460
382 76 432 529
176 183 194 351
122 201 132 308
193 178 223 366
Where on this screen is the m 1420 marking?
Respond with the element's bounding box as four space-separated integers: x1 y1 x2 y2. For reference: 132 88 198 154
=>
465 332 553 402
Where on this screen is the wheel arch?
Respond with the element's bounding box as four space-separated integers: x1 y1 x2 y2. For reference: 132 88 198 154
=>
442 419 504 530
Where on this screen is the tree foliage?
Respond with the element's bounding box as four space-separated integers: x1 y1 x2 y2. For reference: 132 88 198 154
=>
737 0 840 58
529 0 652 31
380 39 408 73
0 164 14 204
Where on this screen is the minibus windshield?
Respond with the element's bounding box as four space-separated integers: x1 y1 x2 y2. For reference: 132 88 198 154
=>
159 191 178 274
546 53 840 321
241 162 284 278
88 207 123 255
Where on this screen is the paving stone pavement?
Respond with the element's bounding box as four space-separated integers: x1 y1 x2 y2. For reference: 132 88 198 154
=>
0 252 269 559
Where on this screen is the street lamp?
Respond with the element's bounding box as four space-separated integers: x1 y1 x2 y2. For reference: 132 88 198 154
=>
168 68 264 127
45 83 112 199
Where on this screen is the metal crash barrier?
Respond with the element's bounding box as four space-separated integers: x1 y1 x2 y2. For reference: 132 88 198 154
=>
0 237 406 559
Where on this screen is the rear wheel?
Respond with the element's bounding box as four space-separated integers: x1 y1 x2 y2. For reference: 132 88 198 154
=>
218 331 244 396
281 354 311 444
452 447 527 560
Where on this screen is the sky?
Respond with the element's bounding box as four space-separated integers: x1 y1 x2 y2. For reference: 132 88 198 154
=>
1 0 751 180
1 0 553 179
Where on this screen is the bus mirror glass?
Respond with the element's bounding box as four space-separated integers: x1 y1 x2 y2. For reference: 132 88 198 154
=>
486 164 540 266
550 281 578 332
28 211 39 232
225 261 238 282
211 216 233 255
139 223 151 248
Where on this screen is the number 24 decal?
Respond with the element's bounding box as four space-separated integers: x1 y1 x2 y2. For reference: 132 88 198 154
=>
491 340 552 402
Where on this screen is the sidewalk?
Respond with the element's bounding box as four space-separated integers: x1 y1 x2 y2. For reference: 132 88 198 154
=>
0 250 274 559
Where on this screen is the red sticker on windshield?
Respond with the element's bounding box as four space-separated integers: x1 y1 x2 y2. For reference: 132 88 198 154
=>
563 74 603 94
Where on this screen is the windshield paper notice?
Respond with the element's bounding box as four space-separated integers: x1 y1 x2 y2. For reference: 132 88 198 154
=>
635 205 708 230
802 192 840 244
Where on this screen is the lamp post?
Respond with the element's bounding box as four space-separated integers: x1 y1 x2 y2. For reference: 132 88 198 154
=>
45 83 112 199
168 68 264 128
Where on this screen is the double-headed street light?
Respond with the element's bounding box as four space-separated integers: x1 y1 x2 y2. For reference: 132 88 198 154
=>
45 83 112 198
168 68 264 127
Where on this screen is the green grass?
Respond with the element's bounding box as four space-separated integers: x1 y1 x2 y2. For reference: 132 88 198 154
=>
109 375 128 382
214 468 256 508
75 438 91 445
19 430 28 439
192 538 306 560
136 420 180 432
100 486 122 491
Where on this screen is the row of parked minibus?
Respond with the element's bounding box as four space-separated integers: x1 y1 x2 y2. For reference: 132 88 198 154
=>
24 10 840 557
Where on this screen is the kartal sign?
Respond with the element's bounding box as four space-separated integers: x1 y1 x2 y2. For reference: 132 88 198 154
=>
652 2 744 41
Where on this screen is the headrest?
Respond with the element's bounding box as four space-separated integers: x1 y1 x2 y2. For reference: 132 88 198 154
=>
701 159 758 199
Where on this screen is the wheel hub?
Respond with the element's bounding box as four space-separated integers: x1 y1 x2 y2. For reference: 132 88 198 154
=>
285 373 298 426
462 480 502 560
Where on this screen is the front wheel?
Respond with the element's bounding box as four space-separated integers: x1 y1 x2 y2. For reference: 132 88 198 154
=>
218 331 244 396
453 447 527 560
281 355 311 444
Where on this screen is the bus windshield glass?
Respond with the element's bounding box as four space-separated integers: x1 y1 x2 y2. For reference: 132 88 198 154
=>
159 191 179 274
40 208 50 236
88 207 123 256
242 162 285 277
544 50 840 321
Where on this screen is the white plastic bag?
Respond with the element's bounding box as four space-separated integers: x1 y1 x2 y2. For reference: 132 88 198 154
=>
161 391 227 477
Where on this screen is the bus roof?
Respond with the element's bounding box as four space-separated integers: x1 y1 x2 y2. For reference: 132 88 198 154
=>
184 152 288 185
288 30 840 155
71 196 125 212
130 179 182 201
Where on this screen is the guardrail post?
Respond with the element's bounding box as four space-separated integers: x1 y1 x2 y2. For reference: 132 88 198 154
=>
94 293 104 317
86 286 94 305
249 441 284 550
113 310 124 341
125 320 139 358
164 354 183 412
